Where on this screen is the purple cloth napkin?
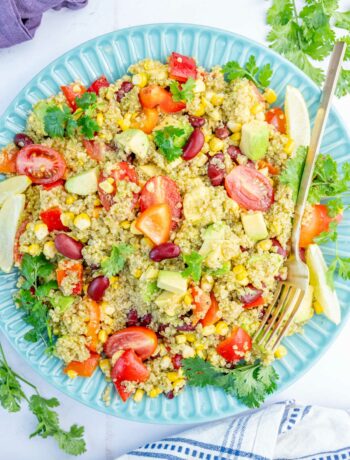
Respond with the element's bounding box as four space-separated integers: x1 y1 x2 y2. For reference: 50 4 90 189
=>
0 0 88 48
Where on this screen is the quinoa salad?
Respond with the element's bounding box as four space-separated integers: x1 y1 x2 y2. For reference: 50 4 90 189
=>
0 52 344 407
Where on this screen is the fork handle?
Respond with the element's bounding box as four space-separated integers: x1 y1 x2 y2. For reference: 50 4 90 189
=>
291 42 347 255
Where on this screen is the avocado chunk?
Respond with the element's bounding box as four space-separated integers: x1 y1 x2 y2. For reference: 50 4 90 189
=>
65 168 99 196
157 270 188 294
240 120 269 161
154 291 185 311
199 222 240 269
242 212 268 241
115 129 150 159
294 285 314 323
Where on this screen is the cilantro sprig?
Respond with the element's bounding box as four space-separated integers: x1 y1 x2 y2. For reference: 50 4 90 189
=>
154 126 186 162
266 0 350 96
222 55 273 90
0 342 86 455
181 251 203 283
183 357 278 408
101 244 134 278
280 146 307 201
169 78 196 103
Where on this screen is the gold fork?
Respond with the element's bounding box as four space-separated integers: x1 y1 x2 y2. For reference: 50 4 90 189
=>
253 41 347 352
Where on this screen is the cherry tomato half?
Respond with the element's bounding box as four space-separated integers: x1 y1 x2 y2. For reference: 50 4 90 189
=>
64 352 100 378
201 293 221 327
216 327 252 363
243 296 265 309
169 52 197 82
61 83 86 111
104 326 158 360
16 144 66 185
83 139 104 162
191 286 211 326
225 165 274 211
111 349 150 382
139 85 185 113
265 107 286 134
131 108 159 134
300 204 342 248
87 76 110 94
135 203 172 245
0 146 18 173
114 381 131 402
40 207 68 232
140 176 182 228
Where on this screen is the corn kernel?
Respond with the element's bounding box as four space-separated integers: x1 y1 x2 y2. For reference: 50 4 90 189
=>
26 244 41 256
96 112 104 127
284 138 295 155
43 241 56 259
196 349 207 359
257 239 272 251
143 237 154 248
110 276 119 286
211 94 224 106
26 222 33 231
215 321 229 336
227 121 242 133
120 220 130 230
264 88 277 104
314 300 323 314
74 213 91 230
184 293 193 305
274 345 288 359
117 118 131 131
209 137 224 153
66 370 78 379
200 274 214 292
251 103 263 115
66 195 77 205
93 207 102 218
230 132 241 142
173 378 186 391
94 198 101 207
98 330 108 344
132 72 148 88
182 345 195 358
175 334 187 344
186 333 196 343
72 84 82 93
233 264 246 275
99 359 111 374
195 343 205 351
60 212 75 227
236 272 248 282
202 325 216 336
34 222 49 241
149 387 162 398
99 179 114 194
129 220 142 235
160 356 172 369
134 269 142 279
133 388 145 402
193 99 206 117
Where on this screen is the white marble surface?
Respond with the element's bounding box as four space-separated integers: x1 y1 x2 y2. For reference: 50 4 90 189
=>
0 1 350 459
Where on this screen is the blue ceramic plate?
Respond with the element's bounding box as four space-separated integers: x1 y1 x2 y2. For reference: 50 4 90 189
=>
0 24 349 424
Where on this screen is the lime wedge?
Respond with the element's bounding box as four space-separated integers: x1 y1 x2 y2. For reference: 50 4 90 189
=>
0 194 25 273
0 176 31 206
284 85 311 153
305 244 341 325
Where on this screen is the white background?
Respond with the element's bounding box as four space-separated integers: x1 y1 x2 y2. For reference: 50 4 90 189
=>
0 1 350 459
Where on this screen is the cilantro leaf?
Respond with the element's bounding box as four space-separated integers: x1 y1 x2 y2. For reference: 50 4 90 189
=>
222 55 273 90
77 115 100 139
183 357 279 409
20 254 54 289
181 251 203 282
169 78 196 103
75 92 97 110
326 256 350 288
205 262 231 277
101 244 134 277
334 11 350 30
44 105 76 138
154 126 186 162
280 146 306 201
314 221 338 244
266 0 293 26
0 346 26 413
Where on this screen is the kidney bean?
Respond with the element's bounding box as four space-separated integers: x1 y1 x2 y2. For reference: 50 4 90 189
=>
120 81 134 93
126 309 139 327
172 354 183 369
271 238 288 258
140 313 152 327
299 247 306 262
207 153 225 186
14 133 34 149
177 323 195 331
188 115 205 128
239 284 263 304
87 275 110 301
149 242 181 262
115 89 125 102
227 145 241 162
156 323 168 337
54 233 84 260
215 126 230 139
182 128 205 160
165 390 174 399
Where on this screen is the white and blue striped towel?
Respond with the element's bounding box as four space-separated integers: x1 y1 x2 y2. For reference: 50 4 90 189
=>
117 401 350 460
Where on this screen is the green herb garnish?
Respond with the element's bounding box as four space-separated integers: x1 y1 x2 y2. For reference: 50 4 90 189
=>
169 78 196 103
77 115 100 139
222 55 273 90
181 251 203 283
327 256 350 288
44 105 77 138
182 357 278 408
0 342 86 455
280 146 307 201
75 92 97 110
101 244 134 278
154 126 187 162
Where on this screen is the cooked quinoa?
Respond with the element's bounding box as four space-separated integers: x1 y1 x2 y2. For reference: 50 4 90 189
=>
1 52 312 404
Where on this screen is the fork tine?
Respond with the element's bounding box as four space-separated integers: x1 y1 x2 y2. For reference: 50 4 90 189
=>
264 286 300 349
252 283 282 342
270 289 306 352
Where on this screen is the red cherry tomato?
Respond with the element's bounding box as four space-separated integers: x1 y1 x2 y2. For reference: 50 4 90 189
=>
169 52 197 82
83 139 104 162
217 327 252 363
201 293 221 326
225 165 274 211
135 203 171 245
131 108 159 134
243 296 265 309
111 349 150 382
104 326 158 360
300 204 342 248
64 352 99 377
139 85 185 113
0 146 18 173
114 381 131 402
14 219 29 265
191 286 211 326
42 179 65 190
61 83 86 111
265 107 286 134
257 160 280 175
40 207 68 232
87 76 110 94
140 176 182 228
16 144 66 185
98 162 138 211
160 93 186 113
56 260 83 295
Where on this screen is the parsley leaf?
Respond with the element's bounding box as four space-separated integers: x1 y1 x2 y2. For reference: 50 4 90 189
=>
327 256 350 288
44 105 76 138
280 146 307 201
154 126 186 162
77 115 100 139
222 55 273 90
204 262 231 277
169 78 196 103
75 92 97 110
101 244 134 277
183 357 279 408
0 345 26 412
181 251 203 282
